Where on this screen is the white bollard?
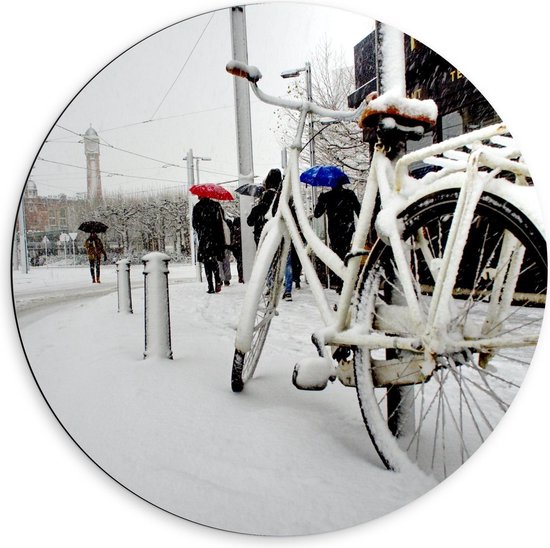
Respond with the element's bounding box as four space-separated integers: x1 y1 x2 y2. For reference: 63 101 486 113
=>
116 259 133 314
142 252 173 360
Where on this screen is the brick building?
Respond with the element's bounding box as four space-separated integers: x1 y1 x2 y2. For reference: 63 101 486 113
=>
22 181 85 257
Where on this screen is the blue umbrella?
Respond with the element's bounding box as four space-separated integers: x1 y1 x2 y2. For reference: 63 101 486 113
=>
299 165 350 188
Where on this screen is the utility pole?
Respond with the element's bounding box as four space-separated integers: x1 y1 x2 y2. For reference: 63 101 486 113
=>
17 201 29 273
186 149 201 281
378 22 414 442
230 5 256 282
194 155 211 184
304 62 315 168
281 148 288 172
378 22 406 95
281 61 316 211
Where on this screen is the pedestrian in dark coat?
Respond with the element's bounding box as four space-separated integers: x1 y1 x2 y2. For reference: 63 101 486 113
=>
314 177 361 291
84 232 107 283
218 208 233 286
247 168 282 245
192 197 226 293
228 216 244 283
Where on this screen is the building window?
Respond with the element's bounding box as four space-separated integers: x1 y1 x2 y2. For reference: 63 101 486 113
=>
48 210 57 228
59 208 67 228
442 111 464 140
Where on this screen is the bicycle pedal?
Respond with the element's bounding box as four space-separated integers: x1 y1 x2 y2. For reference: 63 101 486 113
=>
292 357 334 391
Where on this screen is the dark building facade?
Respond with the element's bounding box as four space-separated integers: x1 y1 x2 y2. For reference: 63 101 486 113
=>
348 26 500 148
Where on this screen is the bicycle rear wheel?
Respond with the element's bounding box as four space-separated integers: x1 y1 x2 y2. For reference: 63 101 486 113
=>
353 189 547 479
231 239 287 392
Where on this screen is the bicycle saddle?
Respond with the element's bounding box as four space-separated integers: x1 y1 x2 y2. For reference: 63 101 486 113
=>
359 91 438 140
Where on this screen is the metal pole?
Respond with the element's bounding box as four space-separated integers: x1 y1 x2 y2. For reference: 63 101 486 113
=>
17 203 29 273
186 149 201 281
377 22 414 441
69 232 77 267
194 156 211 186
230 5 256 282
305 62 315 167
281 148 288 172
194 157 200 184
304 62 318 218
378 23 406 95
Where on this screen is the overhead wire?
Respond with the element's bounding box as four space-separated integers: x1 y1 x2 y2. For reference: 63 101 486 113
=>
36 157 242 188
98 105 233 133
50 123 241 179
97 136 184 168
149 12 216 120
51 124 184 168
37 157 187 185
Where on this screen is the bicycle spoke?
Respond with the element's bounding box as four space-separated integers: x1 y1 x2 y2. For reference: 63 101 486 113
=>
437 365 473 462
492 352 532 367
459 369 509 416
354 188 546 480
446 361 486 448
483 285 546 337
450 232 505 329
450 222 495 327
486 314 542 340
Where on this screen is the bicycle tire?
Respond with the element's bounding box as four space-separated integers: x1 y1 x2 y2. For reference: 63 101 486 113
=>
231 240 286 392
353 188 547 479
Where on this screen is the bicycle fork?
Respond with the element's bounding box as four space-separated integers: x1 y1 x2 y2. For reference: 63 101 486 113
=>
423 150 489 357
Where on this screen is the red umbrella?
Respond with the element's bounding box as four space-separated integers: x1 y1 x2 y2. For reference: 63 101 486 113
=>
189 183 234 201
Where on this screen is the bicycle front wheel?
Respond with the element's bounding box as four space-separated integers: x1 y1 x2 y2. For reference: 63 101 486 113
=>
353 189 547 479
231 237 287 392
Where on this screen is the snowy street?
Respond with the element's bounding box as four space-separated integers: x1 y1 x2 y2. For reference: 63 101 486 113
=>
13 262 434 535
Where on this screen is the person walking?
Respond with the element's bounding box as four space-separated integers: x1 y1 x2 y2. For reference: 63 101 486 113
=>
218 208 233 286
192 196 226 294
84 232 107 283
313 174 360 292
247 168 282 246
273 193 302 302
228 216 244 283
282 243 301 301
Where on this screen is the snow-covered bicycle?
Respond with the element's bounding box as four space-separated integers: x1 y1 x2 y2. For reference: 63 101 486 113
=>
226 27 547 479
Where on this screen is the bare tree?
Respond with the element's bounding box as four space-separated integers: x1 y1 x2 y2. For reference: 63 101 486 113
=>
90 190 189 260
275 38 370 194
158 195 189 260
94 195 140 255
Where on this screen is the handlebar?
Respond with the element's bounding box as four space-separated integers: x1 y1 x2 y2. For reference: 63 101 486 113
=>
226 60 262 83
226 60 363 122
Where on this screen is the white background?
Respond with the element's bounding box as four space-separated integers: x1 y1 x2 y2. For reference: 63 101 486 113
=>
2 1 547 546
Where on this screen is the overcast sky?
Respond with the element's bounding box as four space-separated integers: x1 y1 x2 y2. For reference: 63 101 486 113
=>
31 3 374 198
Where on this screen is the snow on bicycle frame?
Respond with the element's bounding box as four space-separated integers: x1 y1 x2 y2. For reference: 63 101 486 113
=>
226 27 547 480
226 53 543 349
226 61 430 307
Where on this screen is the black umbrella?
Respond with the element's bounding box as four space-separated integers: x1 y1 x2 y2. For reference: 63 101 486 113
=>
78 221 109 233
235 183 264 197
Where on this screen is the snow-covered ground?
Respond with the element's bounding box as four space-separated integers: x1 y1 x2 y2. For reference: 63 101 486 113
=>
13 261 435 535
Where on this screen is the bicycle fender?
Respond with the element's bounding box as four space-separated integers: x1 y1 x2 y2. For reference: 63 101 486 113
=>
399 173 546 239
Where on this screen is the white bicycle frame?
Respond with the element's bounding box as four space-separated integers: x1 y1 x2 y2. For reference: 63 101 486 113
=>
233 67 540 366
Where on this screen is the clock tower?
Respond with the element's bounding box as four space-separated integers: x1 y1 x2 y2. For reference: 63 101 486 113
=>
83 125 103 203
